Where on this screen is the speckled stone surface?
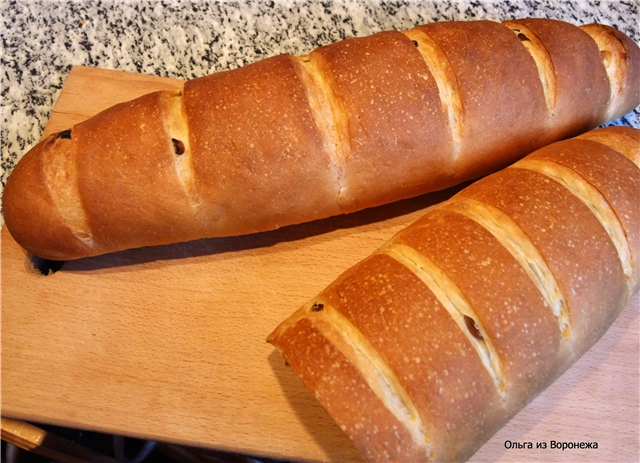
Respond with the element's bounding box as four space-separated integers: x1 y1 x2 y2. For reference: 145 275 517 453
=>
1 0 639 213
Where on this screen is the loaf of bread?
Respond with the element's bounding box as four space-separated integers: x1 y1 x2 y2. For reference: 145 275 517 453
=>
3 19 640 260
268 126 639 462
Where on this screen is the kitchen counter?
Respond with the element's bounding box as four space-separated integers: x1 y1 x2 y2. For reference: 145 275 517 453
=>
1 1 639 462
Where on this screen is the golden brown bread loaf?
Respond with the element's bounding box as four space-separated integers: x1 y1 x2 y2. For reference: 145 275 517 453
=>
3 19 640 260
267 126 640 462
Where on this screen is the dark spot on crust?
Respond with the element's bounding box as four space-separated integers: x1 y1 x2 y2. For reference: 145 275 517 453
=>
412 40 418 47
517 33 530 42
172 138 185 155
311 303 324 312
464 315 483 340
57 129 72 139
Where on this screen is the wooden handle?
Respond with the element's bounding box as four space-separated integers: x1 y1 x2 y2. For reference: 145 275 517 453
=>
1 418 115 463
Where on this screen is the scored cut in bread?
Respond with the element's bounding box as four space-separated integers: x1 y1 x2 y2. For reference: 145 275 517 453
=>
3 18 640 260
268 126 640 462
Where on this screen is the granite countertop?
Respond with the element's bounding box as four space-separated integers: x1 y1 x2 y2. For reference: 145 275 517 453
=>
1 0 639 214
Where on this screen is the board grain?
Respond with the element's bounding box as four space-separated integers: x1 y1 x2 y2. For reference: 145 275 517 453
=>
2 66 638 462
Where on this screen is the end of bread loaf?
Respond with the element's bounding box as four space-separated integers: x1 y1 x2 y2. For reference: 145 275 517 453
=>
503 19 611 136
580 24 640 123
269 127 639 462
3 89 214 260
3 131 97 260
268 308 434 462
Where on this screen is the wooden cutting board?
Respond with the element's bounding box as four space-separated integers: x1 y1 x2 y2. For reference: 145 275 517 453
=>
2 66 638 463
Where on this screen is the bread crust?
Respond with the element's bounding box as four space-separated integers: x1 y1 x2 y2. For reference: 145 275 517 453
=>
321 253 507 461
505 19 611 135
458 168 627 354
516 137 640 293
576 125 640 165
415 20 550 180
73 91 206 250
396 209 565 401
273 316 429 462
308 30 455 212
184 54 342 234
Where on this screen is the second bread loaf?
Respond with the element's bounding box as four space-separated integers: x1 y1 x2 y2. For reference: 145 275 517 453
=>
268 126 640 462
